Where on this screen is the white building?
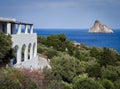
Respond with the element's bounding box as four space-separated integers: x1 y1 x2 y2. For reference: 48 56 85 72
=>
0 17 39 69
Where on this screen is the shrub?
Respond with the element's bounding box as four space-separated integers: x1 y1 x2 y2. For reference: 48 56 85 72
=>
99 47 118 67
0 68 37 89
73 77 104 89
43 49 58 59
86 62 101 78
114 79 120 89
100 79 115 89
101 66 119 81
51 54 80 83
61 82 73 89
0 33 13 62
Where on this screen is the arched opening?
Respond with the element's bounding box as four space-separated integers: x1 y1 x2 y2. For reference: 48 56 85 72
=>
21 44 26 62
33 43 36 57
13 45 19 64
28 43 32 59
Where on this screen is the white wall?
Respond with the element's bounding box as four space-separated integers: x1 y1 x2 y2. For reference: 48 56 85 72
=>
12 33 38 69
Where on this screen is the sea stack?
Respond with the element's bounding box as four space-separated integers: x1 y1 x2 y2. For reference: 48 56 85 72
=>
89 20 113 33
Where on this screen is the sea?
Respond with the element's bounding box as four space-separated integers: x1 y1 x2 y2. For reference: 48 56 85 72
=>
34 29 120 53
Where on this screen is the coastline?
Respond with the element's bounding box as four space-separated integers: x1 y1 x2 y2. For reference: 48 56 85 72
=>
35 29 120 53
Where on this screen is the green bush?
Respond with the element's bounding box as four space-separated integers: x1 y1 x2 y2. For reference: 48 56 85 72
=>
73 77 104 89
90 46 101 60
86 62 101 78
100 79 115 89
43 49 58 59
114 79 120 89
99 47 118 67
61 82 73 89
0 33 12 61
37 44 45 53
101 66 119 81
0 68 37 89
49 53 88 83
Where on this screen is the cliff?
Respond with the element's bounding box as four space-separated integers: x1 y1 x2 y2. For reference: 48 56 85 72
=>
89 20 113 33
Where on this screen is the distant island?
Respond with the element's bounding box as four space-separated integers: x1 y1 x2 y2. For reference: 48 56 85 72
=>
89 20 113 33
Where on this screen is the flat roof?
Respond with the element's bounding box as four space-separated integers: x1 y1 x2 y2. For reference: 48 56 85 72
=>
0 17 16 22
0 17 33 25
14 21 33 25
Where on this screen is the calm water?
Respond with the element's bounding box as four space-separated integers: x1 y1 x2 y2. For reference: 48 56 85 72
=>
34 29 120 53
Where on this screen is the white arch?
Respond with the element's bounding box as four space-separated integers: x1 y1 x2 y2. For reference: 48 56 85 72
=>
14 45 21 64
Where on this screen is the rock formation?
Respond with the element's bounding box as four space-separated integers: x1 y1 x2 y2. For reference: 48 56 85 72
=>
89 20 113 33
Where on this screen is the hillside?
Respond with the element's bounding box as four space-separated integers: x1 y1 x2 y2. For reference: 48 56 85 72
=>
0 33 120 89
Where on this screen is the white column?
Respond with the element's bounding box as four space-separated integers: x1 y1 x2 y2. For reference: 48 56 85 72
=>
7 23 11 34
24 46 28 61
25 25 28 34
30 44 33 59
16 47 21 64
30 25 33 34
34 43 37 57
17 24 21 34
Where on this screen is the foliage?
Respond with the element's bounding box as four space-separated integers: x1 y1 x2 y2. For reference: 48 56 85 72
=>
37 34 120 89
73 73 88 83
100 79 115 89
21 69 45 89
101 66 120 81
43 48 58 59
73 77 104 89
99 47 118 67
114 79 120 89
86 62 101 78
61 82 73 89
90 46 101 59
0 33 12 60
79 43 89 50
0 68 37 89
51 54 82 83
37 34 75 55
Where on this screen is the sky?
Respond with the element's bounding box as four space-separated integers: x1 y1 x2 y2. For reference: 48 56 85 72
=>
0 0 120 29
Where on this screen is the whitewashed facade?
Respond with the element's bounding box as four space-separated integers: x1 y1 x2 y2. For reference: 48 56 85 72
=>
0 17 39 69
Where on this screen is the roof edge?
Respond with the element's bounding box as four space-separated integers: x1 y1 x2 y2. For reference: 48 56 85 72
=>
0 17 16 22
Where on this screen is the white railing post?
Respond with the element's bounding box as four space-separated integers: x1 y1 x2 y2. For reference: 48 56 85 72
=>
30 25 33 34
25 25 28 34
17 24 21 34
7 23 11 34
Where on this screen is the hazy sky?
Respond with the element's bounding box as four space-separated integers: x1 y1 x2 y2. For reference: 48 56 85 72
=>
0 0 120 29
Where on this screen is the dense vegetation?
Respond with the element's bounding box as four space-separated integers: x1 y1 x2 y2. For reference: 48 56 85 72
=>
1 33 120 89
38 34 120 89
0 32 13 66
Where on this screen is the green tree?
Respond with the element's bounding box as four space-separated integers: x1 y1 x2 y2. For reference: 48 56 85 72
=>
90 46 101 59
0 33 12 62
86 62 101 78
99 47 117 67
43 48 58 59
51 54 82 83
100 79 115 89
101 66 119 81
0 68 37 89
73 75 104 89
114 79 120 89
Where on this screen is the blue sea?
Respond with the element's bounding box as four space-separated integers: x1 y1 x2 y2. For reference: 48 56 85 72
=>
34 29 120 53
